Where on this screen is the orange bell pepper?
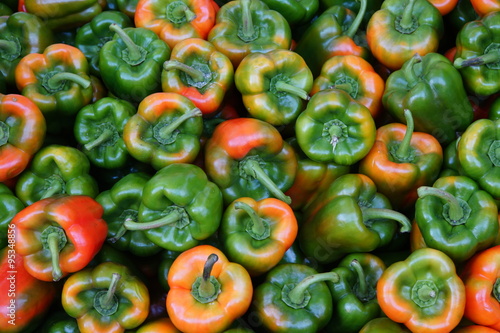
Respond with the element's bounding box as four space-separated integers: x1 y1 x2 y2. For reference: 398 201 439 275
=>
470 0 500 17
427 0 459 15
136 318 181 333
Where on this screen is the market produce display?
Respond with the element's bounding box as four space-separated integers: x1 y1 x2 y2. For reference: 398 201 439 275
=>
2 0 500 332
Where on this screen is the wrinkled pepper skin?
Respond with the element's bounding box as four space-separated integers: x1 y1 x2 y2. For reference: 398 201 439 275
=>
0 183 24 248
0 93 46 183
12 195 108 282
377 248 466 333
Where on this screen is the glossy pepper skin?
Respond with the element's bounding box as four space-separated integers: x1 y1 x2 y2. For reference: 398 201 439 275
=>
471 0 500 17
15 144 99 206
204 117 297 206
134 0 218 50
299 173 412 265
457 118 500 199
166 245 253 333
62 261 150 333
295 88 376 166
367 0 444 71
461 245 500 330
311 54 385 119
453 11 500 97
105 0 138 18
208 0 292 68
0 93 46 183
318 0 383 26
161 38 234 116
359 317 411 333
123 92 203 170
0 248 57 333
250 263 339 333
40 310 80 333
325 253 386 333
260 0 318 26
359 109 443 212
136 318 181 333
219 197 298 276
99 24 171 104
0 183 23 248
294 0 370 78
383 53 474 145
12 195 108 282
74 10 134 77
74 97 136 169
95 172 163 257
0 12 55 90
377 248 466 333
235 49 313 126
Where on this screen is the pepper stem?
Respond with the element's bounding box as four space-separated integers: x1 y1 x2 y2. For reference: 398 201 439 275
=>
123 211 183 231
345 0 366 38
417 186 464 222
108 223 128 243
287 272 340 306
329 123 345 153
47 232 63 281
46 72 91 90
454 52 500 68
167 1 196 23
163 60 206 82
84 128 114 151
109 23 142 63
40 180 64 199
102 273 121 309
400 0 416 30
362 207 412 233
239 0 256 42
275 81 310 100
350 259 367 296
198 253 218 299
404 53 422 87
392 109 415 162
235 201 268 239
0 39 18 55
240 158 292 204
156 108 202 143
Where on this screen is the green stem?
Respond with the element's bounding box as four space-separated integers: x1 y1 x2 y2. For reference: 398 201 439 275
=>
102 273 121 309
198 253 218 299
350 259 367 296
167 1 196 23
417 186 464 221
275 81 310 100
123 212 183 231
287 272 339 305
108 223 128 243
345 0 366 38
411 280 438 307
109 23 142 63
0 39 18 55
84 128 114 151
47 232 63 281
239 0 255 41
157 108 202 141
40 181 64 199
362 207 412 233
163 60 206 82
235 201 267 238
46 72 91 90
329 122 345 153
240 159 291 204
400 0 416 30
403 53 422 87
454 52 500 68
332 83 354 94
392 109 414 162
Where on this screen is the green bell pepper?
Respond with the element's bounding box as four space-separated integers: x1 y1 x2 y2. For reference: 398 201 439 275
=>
99 24 171 104
250 263 339 332
383 52 474 145
295 88 376 166
89 158 155 192
0 12 55 90
105 0 138 19
453 11 500 97
325 253 386 333
0 183 24 248
0 0 15 13
439 138 466 178
260 0 318 26
14 144 99 206
359 317 411 333
415 175 499 263
234 49 313 126
157 249 181 293
122 163 223 252
40 310 80 333
74 97 136 169
445 0 479 33
457 118 500 199
299 173 412 265
95 172 163 257
74 10 133 77
319 0 383 26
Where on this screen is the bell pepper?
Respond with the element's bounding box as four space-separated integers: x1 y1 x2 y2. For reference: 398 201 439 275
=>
311 54 385 119
62 261 150 333
161 38 234 116
89 75 108 102
470 0 500 17
279 241 325 272
40 310 80 333
121 163 223 252
234 48 313 126
318 0 383 27
208 0 292 67
359 317 411 333
157 249 181 292
99 24 171 104
0 12 55 91
0 183 23 249
446 0 480 32
204 117 297 205
136 318 181 333
123 92 203 170
0 248 57 333
95 172 163 257
134 0 218 50
460 244 500 331
299 173 412 265
14 144 99 206
453 326 500 333
284 137 350 211
383 52 474 145
250 263 340 332
219 197 298 276
359 109 443 212
377 248 466 333
428 0 460 15
166 244 253 333
0 93 46 183
366 0 444 71
105 0 138 18
440 138 467 177
74 10 134 77
14 43 93 132
457 118 500 199
294 0 370 78
453 11 500 97
74 97 136 170
294 88 376 166
0 3 13 15
260 0 318 26
12 195 108 281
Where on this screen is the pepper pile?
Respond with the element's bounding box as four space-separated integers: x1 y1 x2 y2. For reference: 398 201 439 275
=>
1 0 500 332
